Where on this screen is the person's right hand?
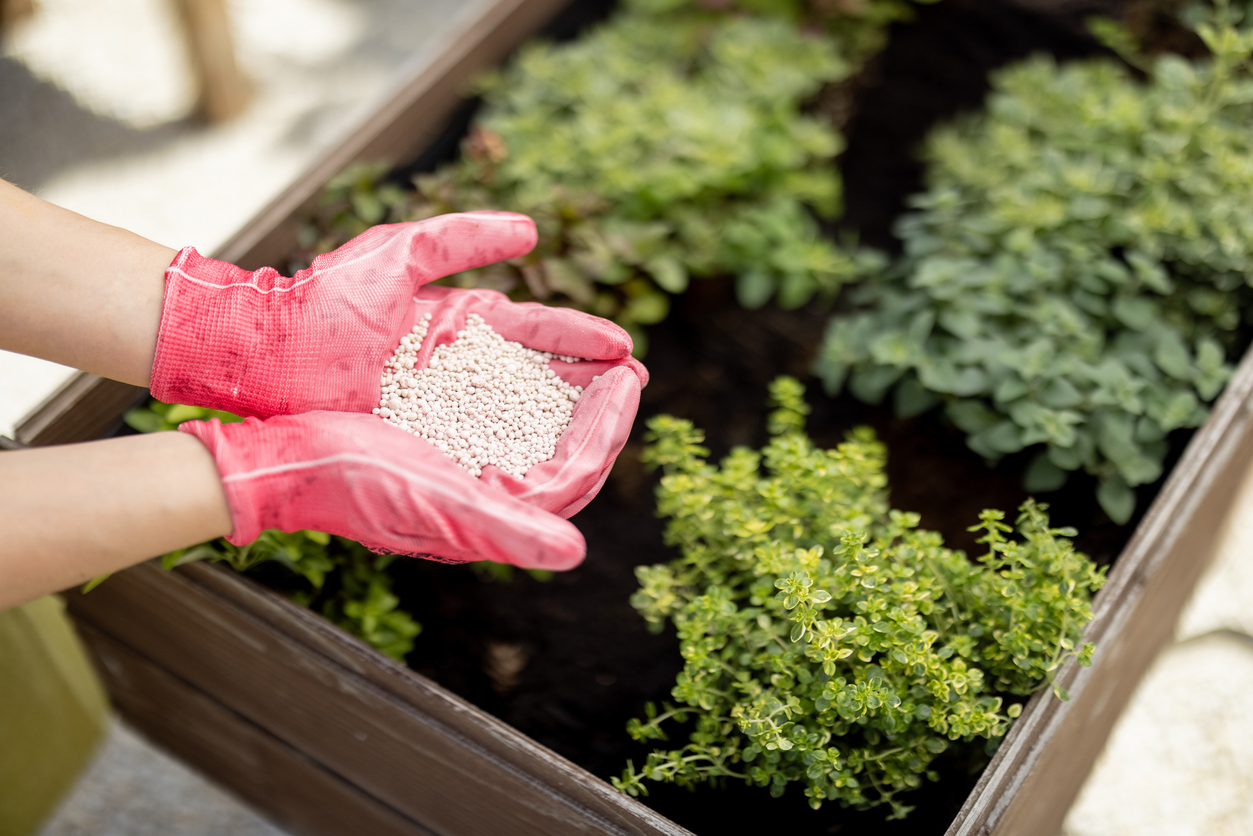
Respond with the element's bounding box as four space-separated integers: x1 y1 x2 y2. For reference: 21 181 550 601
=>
179 411 586 570
150 212 544 419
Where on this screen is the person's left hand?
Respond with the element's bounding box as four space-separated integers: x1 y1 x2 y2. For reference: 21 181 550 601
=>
181 411 588 569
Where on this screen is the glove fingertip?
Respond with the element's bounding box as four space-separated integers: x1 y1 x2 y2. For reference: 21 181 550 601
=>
623 356 649 388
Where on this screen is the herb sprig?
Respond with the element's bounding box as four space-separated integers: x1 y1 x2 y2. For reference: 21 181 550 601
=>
615 378 1103 816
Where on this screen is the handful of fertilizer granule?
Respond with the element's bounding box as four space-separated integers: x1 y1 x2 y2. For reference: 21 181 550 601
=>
374 314 585 478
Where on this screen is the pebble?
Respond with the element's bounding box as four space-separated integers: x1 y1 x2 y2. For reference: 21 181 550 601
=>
374 313 585 478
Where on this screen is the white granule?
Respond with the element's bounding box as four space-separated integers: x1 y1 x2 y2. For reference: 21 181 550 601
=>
373 313 584 478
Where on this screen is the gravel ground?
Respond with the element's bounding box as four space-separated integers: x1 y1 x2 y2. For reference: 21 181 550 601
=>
37 720 288 836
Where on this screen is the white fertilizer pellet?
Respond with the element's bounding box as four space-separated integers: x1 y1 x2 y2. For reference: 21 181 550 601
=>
373 313 584 478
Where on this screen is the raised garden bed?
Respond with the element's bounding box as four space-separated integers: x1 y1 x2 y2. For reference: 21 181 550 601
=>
14 0 1253 834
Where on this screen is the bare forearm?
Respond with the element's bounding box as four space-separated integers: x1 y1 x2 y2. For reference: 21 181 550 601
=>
0 179 176 386
0 432 232 609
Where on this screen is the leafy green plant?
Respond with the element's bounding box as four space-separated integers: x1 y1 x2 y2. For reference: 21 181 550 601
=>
298 0 910 352
123 400 245 433
124 401 421 661
815 8 1253 523
613 378 1103 817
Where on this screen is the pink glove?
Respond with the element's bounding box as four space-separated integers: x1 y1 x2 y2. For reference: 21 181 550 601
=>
152 213 647 518
152 212 543 418
180 411 586 570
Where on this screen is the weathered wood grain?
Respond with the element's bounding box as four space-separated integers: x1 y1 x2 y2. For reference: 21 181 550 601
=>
75 621 431 836
67 562 691 836
15 373 146 448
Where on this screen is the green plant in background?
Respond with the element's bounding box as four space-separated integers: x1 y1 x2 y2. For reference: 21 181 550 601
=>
124 401 421 662
299 0 918 353
815 7 1253 523
613 378 1103 817
122 400 245 432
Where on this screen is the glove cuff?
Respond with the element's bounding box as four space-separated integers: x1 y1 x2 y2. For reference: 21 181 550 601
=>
151 247 301 418
179 417 284 545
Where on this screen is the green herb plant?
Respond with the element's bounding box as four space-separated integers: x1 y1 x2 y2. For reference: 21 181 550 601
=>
613 378 1103 817
298 0 914 353
816 7 1253 523
124 401 421 661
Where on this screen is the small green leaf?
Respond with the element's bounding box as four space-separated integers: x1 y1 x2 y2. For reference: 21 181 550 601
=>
645 256 689 294
1024 453 1068 493
736 270 775 310
123 408 167 433
1097 475 1136 524
622 292 669 326
164 404 207 424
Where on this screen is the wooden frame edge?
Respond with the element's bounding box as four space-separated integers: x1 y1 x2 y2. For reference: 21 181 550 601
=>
947 340 1253 836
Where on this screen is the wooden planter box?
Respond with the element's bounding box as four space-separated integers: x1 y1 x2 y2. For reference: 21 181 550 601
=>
9 1 1253 833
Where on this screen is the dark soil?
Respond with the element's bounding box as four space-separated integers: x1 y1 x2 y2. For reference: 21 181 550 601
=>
390 281 1148 836
379 2 1176 834
276 0 1188 833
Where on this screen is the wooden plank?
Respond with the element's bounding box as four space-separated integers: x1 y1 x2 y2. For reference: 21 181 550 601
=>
75 622 431 836
212 0 570 271
66 562 692 836
173 0 252 123
14 373 146 448
947 341 1253 836
177 561 689 833
0 0 36 30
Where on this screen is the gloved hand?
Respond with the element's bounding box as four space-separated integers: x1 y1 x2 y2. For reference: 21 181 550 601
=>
151 212 543 418
404 285 647 519
180 411 586 570
151 213 647 518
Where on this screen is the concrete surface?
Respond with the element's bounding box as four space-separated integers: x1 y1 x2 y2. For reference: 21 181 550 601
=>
36 719 288 836
1063 456 1253 835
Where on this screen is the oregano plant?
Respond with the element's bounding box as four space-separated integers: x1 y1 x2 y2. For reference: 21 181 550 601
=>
815 7 1253 523
297 0 907 352
614 378 1103 817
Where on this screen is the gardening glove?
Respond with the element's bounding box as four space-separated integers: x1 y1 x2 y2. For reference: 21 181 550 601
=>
404 284 648 519
179 411 586 570
151 214 646 520
150 212 541 418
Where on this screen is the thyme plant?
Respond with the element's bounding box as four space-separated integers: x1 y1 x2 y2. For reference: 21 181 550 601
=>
298 0 908 352
815 10 1253 522
614 378 1103 816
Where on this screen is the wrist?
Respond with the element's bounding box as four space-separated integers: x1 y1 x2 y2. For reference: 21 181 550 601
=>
178 416 282 544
